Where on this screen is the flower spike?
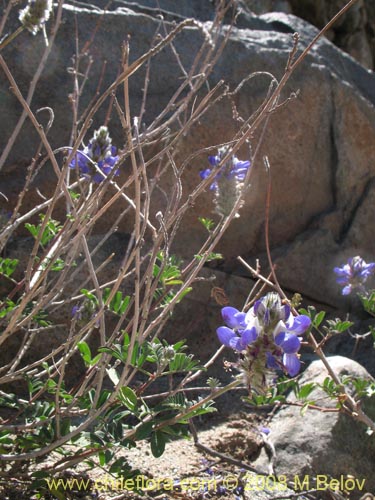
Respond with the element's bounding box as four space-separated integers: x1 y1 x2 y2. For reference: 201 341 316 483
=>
334 256 375 295
200 146 251 217
69 126 120 183
217 292 311 390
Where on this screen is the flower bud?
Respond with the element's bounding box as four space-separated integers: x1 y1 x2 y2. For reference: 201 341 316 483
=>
254 292 289 329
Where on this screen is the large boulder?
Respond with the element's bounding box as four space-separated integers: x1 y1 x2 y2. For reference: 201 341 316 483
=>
253 356 375 499
1 1 375 312
246 0 375 70
288 0 374 69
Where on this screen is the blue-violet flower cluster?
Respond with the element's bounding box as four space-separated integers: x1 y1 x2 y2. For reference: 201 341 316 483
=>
69 126 119 183
200 146 251 218
217 292 311 390
334 256 375 295
19 0 53 35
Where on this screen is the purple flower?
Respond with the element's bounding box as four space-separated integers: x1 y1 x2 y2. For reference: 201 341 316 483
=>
234 486 244 496
262 294 310 376
275 331 301 354
221 306 246 329
200 148 251 191
273 330 302 376
200 458 214 476
286 314 311 334
199 170 218 191
69 126 119 183
217 293 311 380
334 256 375 295
71 305 82 319
217 306 258 351
253 294 290 327
71 301 99 327
199 146 251 217
259 426 270 435
217 325 258 351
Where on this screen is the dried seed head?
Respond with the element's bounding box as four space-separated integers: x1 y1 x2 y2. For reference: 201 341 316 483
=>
19 0 53 35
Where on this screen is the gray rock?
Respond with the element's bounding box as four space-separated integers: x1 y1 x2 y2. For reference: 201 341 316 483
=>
254 356 375 498
2 4 375 311
289 0 374 69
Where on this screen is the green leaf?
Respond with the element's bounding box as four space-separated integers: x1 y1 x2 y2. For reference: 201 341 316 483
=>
336 320 354 332
0 298 17 318
135 344 153 369
324 318 354 334
162 392 187 410
195 252 223 262
122 332 130 348
112 291 122 312
68 190 80 201
70 432 89 446
60 418 71 436
300 401 310 416
157 425 190 439
198 217 215 232
296 383 316 401
99 450 113 466
153 251 184 289
177 287 192 301
150 430 167 458
31 471 50 479
24 222 38 238
321 377 340 397
119 386 138 412
299 306 324 329
103 288 130 315
80 288 99 306
106 367 120 386
135 421 154 440
0 257 18 278
359 290 375 316
77 341 92 365
179 400 216 421
163 279 183 286
168 353 201 373
90 431 106 446
313 311 326 328
108 457 132 475
0 431 12 445
110 410 131 422
77 343 101 367
25 214 62 247
91 354 102 365
172 340 187 352
97 389 111 407
32 308 51 327
98 345 124 362
50 258 66 271
341 375 375 398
